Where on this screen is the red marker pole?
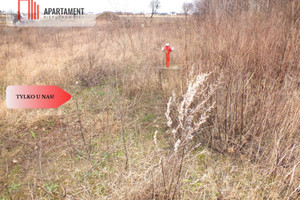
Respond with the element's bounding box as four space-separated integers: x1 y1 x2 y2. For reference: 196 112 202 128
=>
6 86 71 109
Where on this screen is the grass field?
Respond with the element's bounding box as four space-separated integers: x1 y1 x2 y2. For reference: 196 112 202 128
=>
0 1 299 199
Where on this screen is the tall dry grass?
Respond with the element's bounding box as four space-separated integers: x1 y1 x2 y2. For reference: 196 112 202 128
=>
0 0 299 199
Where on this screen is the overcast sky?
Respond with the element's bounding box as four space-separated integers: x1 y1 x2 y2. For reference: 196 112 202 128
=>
1 0 194 13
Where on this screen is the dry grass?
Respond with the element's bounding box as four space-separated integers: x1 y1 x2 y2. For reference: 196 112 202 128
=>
0 0 299 199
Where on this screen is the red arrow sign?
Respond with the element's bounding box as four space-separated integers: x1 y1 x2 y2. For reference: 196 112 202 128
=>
6 86 71 109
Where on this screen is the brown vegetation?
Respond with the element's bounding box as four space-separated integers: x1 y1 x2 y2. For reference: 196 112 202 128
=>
0 0 299 199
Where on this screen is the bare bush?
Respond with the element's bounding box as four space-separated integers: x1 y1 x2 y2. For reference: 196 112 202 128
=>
151 71 222 199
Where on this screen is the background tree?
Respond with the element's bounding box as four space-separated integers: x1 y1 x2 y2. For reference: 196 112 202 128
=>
149 0 161 18
182 2 194 17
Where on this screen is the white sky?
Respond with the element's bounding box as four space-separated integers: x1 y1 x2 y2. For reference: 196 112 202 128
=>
1 0 194 13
